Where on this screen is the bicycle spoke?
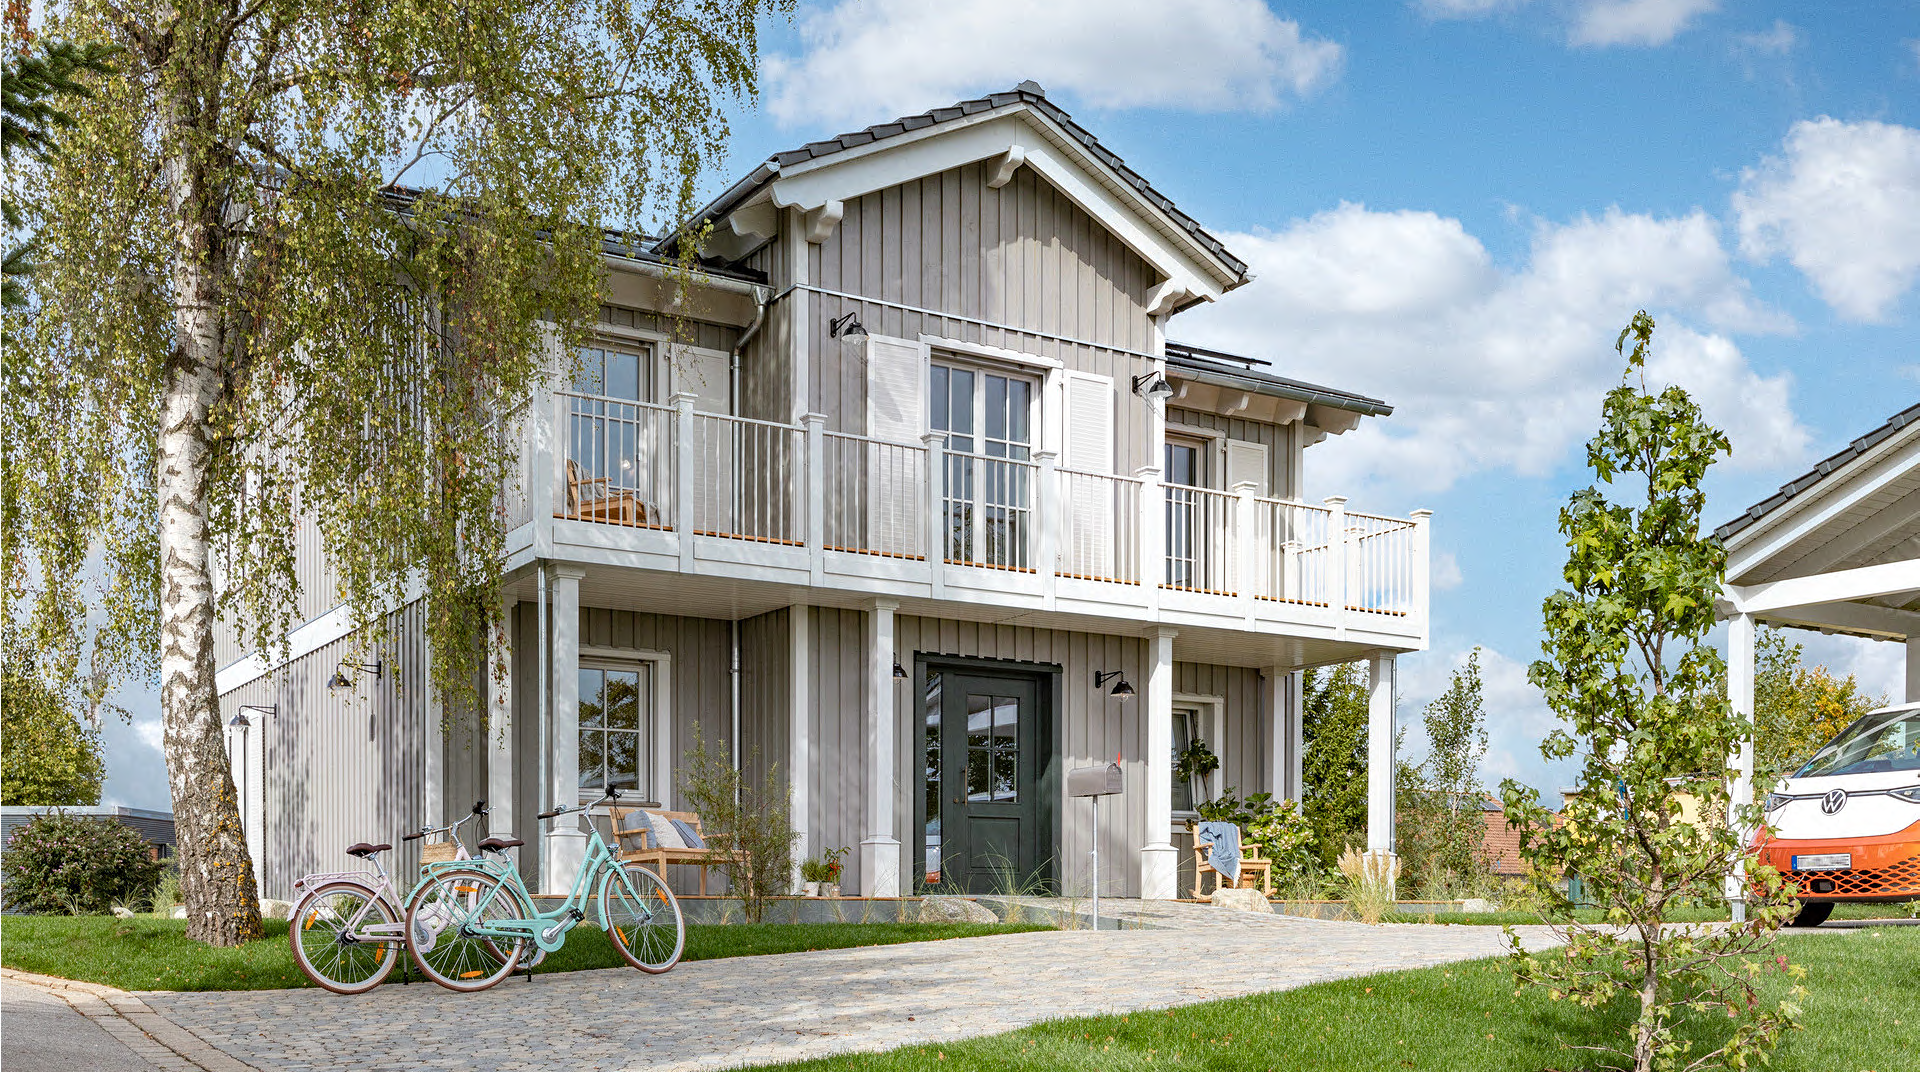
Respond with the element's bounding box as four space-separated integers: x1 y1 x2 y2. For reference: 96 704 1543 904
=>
600 863 683 973
290 884 399 995
406 869 523 992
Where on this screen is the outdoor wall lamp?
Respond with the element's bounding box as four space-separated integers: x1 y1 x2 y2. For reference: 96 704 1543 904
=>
1093 670 1134 700
892 661 908 679
232 704 276 728
828 312 868 339
1132 372 1174 404
327 661 382 690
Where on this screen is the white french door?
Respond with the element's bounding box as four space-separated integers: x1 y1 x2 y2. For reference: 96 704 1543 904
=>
931 364 1036 568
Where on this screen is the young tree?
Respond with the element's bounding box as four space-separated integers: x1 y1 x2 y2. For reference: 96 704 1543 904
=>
1396 651 1490 894
1499 313 1800 1072
1301 661 1369 870
6 0 785 945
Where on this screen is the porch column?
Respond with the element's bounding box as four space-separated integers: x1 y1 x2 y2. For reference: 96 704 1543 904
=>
545 565 586 894
1141 628 1179 899
1365 652 1396 855
1727 612 1758 922
1907 636 1919 704
1264 666 1302 804
862 599 902 896
487 597 517 852
789 604 811 892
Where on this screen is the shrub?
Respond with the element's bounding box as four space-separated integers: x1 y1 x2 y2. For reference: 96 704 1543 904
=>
1336 846 1397 925
1196 788 1315 877
1 811 165 914
677 728 798 923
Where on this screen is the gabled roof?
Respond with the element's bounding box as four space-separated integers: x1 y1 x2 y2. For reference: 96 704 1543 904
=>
659 81 1249 285
1716 402 1920 543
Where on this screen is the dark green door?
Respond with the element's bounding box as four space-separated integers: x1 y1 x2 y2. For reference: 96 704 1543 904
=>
926 670 1047 893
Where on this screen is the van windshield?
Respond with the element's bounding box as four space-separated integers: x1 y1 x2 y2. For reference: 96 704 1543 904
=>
1796 710 1920 778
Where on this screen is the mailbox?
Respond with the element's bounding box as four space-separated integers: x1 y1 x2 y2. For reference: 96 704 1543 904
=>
1067 761 1123 797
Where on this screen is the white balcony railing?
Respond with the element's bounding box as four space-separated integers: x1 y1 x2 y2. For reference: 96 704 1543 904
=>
544 391 1428 635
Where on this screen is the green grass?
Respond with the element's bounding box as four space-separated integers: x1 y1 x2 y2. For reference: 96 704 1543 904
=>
757 926 1919 1072
0 916 1048 992
1380 903 1918 926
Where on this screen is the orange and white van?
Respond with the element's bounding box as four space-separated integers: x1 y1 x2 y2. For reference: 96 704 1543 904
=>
1755 700 1920 927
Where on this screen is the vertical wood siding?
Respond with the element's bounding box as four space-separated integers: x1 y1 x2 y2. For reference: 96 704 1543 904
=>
1165 408 1299 498
805 163 1163 475
737 608 792 793
599 304 739 352
740 244 790 424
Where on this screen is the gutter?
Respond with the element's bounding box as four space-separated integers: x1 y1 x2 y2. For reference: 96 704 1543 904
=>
1163 356 1393 418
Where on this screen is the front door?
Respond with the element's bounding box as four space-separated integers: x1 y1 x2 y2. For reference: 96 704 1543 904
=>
922 667 1052 893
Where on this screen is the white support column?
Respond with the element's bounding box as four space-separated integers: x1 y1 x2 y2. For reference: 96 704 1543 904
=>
424 641 443 830
789 604 812 892
805 414 826 586
1906 636 1919 704
1035 450 1059 606
1141 628 1179 899
1263 665 1287 801
1410 509 1434 646
530 342 559 560
488 598 517 849
1137 465 1164 605
545 565 586 894
862 599 902 896
1234 480 1259 622
1287 671 1305 806
1727 612 1757 922
786 207 811 427
922 432 947 597
672 391 697 572
1366 652 1396 855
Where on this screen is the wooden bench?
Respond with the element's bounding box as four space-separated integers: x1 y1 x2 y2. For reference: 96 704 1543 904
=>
607 807 742 896
1191 835 1274 900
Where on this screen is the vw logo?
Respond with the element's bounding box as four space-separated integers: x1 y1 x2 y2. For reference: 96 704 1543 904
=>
1821 789 1848 815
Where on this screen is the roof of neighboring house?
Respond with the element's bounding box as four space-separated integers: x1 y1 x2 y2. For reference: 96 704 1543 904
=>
658 81 1249 282
1714 401 1920 543
1163 341 1394 417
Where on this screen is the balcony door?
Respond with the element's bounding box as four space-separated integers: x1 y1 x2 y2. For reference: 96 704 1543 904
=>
1164 436 1212 589
931 364 1036 569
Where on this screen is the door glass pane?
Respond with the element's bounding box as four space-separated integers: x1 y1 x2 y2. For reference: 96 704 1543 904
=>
606 348 640 402
924 671 942 883
965 694 993 801
574 346 606 396
1171 710 1197 814
989 695 1019 803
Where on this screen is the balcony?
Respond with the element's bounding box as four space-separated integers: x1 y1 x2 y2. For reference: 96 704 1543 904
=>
507 391 1430 647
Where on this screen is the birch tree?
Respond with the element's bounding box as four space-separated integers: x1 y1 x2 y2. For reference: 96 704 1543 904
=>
4 0 785 945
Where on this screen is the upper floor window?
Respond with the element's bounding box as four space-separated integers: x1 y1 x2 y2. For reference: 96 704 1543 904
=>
574 343 653 403
932 363 1037 567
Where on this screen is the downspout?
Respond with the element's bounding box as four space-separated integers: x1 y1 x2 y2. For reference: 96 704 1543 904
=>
730 620 743 800
535 562 550 886
729 283 771 418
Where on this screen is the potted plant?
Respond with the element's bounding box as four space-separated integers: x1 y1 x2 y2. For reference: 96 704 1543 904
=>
799 857 830 896
821 845 849 898
1175 737 1221 807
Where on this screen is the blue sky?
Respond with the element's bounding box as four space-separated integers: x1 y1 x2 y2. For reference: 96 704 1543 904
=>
100 0 1919 808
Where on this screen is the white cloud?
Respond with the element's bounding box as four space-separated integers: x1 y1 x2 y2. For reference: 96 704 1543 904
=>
1180 203 1806 499
1571 0 1718 47
1432 551 1464 591
1399 645 1572 797
1734 117 1920 322
1732 19 1798 56
761 0 1342 129
1418 0 1527 17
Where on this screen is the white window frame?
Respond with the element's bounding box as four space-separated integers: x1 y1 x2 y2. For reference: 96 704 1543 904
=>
1163 422 1227 489
1171 693 1227 818
578 646 673 805
575 333 661 404
928 355 1044 455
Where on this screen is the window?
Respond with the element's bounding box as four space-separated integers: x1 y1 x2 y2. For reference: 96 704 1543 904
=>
1171 708 1201 814
932 362 1036 567
578 663 655 801
574 343 652 402
1165 437 1212 588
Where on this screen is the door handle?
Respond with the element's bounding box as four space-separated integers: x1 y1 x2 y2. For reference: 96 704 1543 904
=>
952 797 961 804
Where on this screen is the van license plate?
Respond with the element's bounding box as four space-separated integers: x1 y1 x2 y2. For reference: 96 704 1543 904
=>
1792 854 1850 871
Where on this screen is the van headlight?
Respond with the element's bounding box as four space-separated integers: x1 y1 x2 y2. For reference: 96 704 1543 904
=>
1891 786 1920 805
1765 792 1792 812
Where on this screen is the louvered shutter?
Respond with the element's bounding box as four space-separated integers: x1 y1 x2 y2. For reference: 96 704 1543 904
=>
675 346 734 535
1225 439 1270 496
865 335 928 555
1062 373 1115 578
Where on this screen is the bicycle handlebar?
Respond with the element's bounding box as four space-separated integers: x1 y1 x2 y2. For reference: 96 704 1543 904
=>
401 832 425 842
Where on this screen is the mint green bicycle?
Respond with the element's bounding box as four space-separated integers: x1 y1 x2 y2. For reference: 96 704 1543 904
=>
403 789 684 991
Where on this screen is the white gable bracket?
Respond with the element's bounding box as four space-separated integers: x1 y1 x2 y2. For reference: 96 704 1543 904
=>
987 146 1026 189
1146 279 1191 316
727 198 778 239
805 200 845 244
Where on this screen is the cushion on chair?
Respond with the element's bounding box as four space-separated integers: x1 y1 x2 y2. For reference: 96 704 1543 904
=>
669 818 706 850
645 811 687 850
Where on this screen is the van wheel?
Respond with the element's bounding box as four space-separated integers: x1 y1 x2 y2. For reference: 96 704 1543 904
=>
1789 902 1833 928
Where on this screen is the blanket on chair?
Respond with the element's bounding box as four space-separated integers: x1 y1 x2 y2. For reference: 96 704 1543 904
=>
1196 821 1241 886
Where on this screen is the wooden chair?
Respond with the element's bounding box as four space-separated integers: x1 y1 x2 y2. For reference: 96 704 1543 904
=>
1191 831 1275 900
561 460 647 526
607 806 743 896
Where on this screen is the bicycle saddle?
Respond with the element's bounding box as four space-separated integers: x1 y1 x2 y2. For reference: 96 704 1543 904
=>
344 842 391 858
479 837 524 852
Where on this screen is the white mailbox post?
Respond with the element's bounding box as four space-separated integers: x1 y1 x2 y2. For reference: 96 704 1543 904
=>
1067 761 1124 930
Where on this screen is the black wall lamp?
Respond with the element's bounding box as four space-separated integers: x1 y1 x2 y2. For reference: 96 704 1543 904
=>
231 704 277 729
828 311 868 339
1132 372 1174 404
892 661 909 679
1093 670 1134 700
327 661 383 690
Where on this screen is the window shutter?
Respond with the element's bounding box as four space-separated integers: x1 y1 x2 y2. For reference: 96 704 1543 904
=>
865 335 929 555
1061 373 1116 578
1225 440 1270 496
674 345 731 414
676 346 734 534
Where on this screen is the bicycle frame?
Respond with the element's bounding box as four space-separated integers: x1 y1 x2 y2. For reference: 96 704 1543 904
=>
293 807 486 946
424 794 656 953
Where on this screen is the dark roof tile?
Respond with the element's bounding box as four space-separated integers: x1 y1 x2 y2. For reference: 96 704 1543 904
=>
1715 402 1920 542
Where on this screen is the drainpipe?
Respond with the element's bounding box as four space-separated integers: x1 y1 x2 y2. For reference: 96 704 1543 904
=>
730 619 743 795
730 284 770 418
536 562 550 887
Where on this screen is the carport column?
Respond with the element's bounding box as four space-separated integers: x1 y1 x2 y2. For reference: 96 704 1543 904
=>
1365 652 1396 856
487 596 517 853
862 599 902 896
1141 628 1179 899
545 566 587 894
1726 611 1758 923
1907 636 1919 704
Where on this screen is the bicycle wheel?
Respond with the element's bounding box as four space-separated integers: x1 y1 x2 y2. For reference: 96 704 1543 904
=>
480 882 547 971
599 862 684 973
289 883 400 995
405 868 524 992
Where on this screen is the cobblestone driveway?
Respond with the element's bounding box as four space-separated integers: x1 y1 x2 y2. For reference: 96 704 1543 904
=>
144 908 1554 1072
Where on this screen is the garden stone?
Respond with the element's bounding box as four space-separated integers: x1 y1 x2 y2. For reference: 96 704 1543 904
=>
258 898 294 920
110 905 134 919
1209 887 1271 913
917 896 998 924
1460 897 1493 914
168 905 186 919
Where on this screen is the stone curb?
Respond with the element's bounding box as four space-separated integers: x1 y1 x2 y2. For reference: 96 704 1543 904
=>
1 967 263 1072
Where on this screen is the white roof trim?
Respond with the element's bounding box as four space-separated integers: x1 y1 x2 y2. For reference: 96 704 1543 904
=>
1725 419 1920 583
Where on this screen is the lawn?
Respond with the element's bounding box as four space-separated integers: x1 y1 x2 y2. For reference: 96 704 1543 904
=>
755 925 1919 1072
1380 903 1917 927
0 916 1048 993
